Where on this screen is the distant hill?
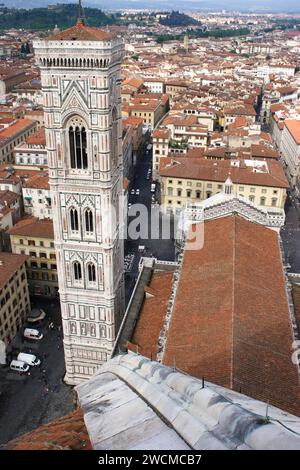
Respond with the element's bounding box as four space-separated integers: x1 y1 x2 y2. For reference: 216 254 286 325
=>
159 11 201 27
0 5 114 30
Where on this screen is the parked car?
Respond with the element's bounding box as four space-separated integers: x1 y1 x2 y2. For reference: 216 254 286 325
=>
17 353 41 367
10 360 30 373
136 189 140 196
24 328 43 341
27 308 46 323
131 189 135 195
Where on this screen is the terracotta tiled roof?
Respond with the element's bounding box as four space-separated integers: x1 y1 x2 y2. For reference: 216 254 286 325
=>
122 117 143 127
160 156 288 189
122 77 144 90
24 173 49 190
48 20 114 42
26 128 46 146
0 189 19 206
131 271 175 359
277 86 297 95
8 216 54 239
163 215 300 417
185 147 206 158
153 128 170 140
6 408 91 450
224 104 256 117
0 252 28 290
0 165 42 184
0 119 35 143
285 120 300 145
251 144 279 159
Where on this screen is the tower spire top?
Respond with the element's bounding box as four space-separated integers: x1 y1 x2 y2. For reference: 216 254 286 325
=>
77 0 85 25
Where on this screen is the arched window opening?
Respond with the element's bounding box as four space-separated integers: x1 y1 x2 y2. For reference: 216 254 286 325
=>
69 123 88 169
87 263 96 283
74 262 82 281
85 209 93 233
70 207 79 231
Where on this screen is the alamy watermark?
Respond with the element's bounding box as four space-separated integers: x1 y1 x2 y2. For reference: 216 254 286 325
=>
102 196 205 251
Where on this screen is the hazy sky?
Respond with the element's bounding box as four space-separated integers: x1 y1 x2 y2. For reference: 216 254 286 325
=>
4 0 300 12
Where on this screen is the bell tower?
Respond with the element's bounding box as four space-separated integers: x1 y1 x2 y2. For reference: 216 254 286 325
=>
33 7 125 384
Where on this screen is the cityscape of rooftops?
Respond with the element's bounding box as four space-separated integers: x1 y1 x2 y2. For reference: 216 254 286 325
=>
0 0 299 460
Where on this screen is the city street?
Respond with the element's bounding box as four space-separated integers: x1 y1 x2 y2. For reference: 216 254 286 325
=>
0 298 74 447
281 194 300 273
124 145 175 304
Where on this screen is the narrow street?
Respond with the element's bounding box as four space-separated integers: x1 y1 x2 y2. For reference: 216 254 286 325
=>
124 145 175 304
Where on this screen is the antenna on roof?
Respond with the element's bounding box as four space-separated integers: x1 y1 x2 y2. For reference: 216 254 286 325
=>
77 0 85 25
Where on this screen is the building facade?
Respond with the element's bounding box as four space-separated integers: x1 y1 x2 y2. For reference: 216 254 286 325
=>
280 120 300 189
23 173 52 219
14 128 48 167
9 217 58 298
33 17 125 384
160 157 288 214
0 252 30 346
0 119 37 164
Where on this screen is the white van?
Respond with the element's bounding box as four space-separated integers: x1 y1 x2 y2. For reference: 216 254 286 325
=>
23 328 43 341
17 352 41 366
10 360 30 373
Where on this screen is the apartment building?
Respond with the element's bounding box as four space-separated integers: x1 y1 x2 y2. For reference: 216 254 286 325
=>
165 80 188 101
223 105 256 130
122 117 144 162
280 119 300 188
0 69 27 96
14 128 47 167
160 157 288 214
152 128 170 180
9 217 58 297
163 114 209 148
22 173 51 219
124 94 169 130
0 118 37 164
143 78 165 94
0 252 30 345
172 103 216 132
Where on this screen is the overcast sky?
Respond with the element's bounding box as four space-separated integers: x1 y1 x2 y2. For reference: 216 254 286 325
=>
4 0 300 12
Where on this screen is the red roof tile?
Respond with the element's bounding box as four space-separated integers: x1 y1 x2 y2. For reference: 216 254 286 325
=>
0 252 28 290
163 216 300 416
6 408 91 450
48 20 114 42
131 271 175 359
8 216 54 239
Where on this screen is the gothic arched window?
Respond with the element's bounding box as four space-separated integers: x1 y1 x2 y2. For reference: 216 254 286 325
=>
74 261 82 281
87 263 96 283
70 207 79 231
85 209 93 233
69 122 88 170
